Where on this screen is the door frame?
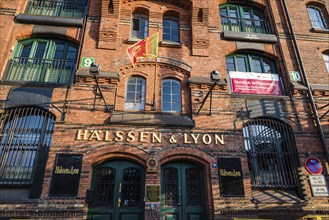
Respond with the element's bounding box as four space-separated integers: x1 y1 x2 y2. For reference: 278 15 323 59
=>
160 161 206 220
87 159 145 220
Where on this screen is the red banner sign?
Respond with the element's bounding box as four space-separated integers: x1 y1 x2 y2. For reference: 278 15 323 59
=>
229 71 282 95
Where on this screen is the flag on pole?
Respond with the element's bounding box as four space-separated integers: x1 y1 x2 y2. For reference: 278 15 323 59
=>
126 32 159 67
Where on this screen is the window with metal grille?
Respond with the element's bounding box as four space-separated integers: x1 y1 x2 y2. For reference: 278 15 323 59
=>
220 4 270 34
243 118 300 189
3 38 78 84
25 0 87 18
0 107 55 185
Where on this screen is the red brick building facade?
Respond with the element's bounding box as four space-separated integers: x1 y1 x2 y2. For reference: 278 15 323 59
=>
0 0 328 219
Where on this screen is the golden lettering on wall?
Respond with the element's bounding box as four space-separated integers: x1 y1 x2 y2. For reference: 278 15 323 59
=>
55 166 80 175
76 130 225 145
220 169 241 177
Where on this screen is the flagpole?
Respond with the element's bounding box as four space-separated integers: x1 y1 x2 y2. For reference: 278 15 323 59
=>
152 56 158 110
152 29 159 111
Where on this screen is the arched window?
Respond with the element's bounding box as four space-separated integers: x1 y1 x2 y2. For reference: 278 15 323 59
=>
226 53 276 73
243 118 300 190
307 5 327 29
125 77 146 111
0 107 55 185
226 53 282 95
162 79 181 112
220 4 269 34
163 11 180 42
131 9 149 39
3 38 78 84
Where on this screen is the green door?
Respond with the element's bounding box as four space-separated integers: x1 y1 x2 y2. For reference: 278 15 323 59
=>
161 162 206 220
88 160 145 220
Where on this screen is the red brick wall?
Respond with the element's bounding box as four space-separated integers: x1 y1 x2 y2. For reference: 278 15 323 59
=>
0 0 328 219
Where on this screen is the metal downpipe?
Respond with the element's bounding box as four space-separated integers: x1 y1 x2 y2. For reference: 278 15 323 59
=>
281 0 329 163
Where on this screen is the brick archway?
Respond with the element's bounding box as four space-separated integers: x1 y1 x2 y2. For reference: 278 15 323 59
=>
86 144 149 167
156 146 216 220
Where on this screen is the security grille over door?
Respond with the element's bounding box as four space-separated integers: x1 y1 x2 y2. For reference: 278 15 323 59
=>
93 167 116 207
161 162 205 220
243 118 300 189
121 167 142 207
0 107 55 185
163 167 179 207
88 160 145 220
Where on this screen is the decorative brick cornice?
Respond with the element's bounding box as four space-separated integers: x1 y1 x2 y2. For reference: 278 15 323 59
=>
0 8 16 16
0 209 84 219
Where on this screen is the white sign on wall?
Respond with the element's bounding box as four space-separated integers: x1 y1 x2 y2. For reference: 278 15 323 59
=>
309 175 329 197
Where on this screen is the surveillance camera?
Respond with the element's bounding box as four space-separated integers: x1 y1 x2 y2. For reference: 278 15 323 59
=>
89 62 100 75
211 70 220 81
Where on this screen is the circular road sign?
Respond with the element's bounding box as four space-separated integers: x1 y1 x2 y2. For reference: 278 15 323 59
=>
305 157 322 175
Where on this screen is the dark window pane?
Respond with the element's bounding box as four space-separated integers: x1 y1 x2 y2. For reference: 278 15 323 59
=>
93 167 116 207
54 43 65 59
186 168 201 206
252 57 262 73
226 57 235 71
20 44 32 58
236 57 247 72
34 42 46 59
121 168 141 207
133 18 140 31
163 168 178 206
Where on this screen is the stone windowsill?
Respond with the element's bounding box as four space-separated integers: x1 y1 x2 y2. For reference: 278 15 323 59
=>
310 27 329 34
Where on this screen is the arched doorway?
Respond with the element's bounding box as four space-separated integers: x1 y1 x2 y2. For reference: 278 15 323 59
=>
161 161 206 220
88 159 145 220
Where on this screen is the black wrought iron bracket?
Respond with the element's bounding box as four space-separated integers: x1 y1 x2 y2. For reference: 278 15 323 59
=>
92 73 110 112
317 102 329 120
50 103 67 123
195 82 218 116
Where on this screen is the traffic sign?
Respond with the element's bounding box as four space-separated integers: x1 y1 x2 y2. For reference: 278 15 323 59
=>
305 157 322 175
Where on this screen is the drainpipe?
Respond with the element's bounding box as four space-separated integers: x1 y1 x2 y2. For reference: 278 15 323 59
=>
265 0 302 132
61 0 90 122
281 0 329 164
75 0 90 76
